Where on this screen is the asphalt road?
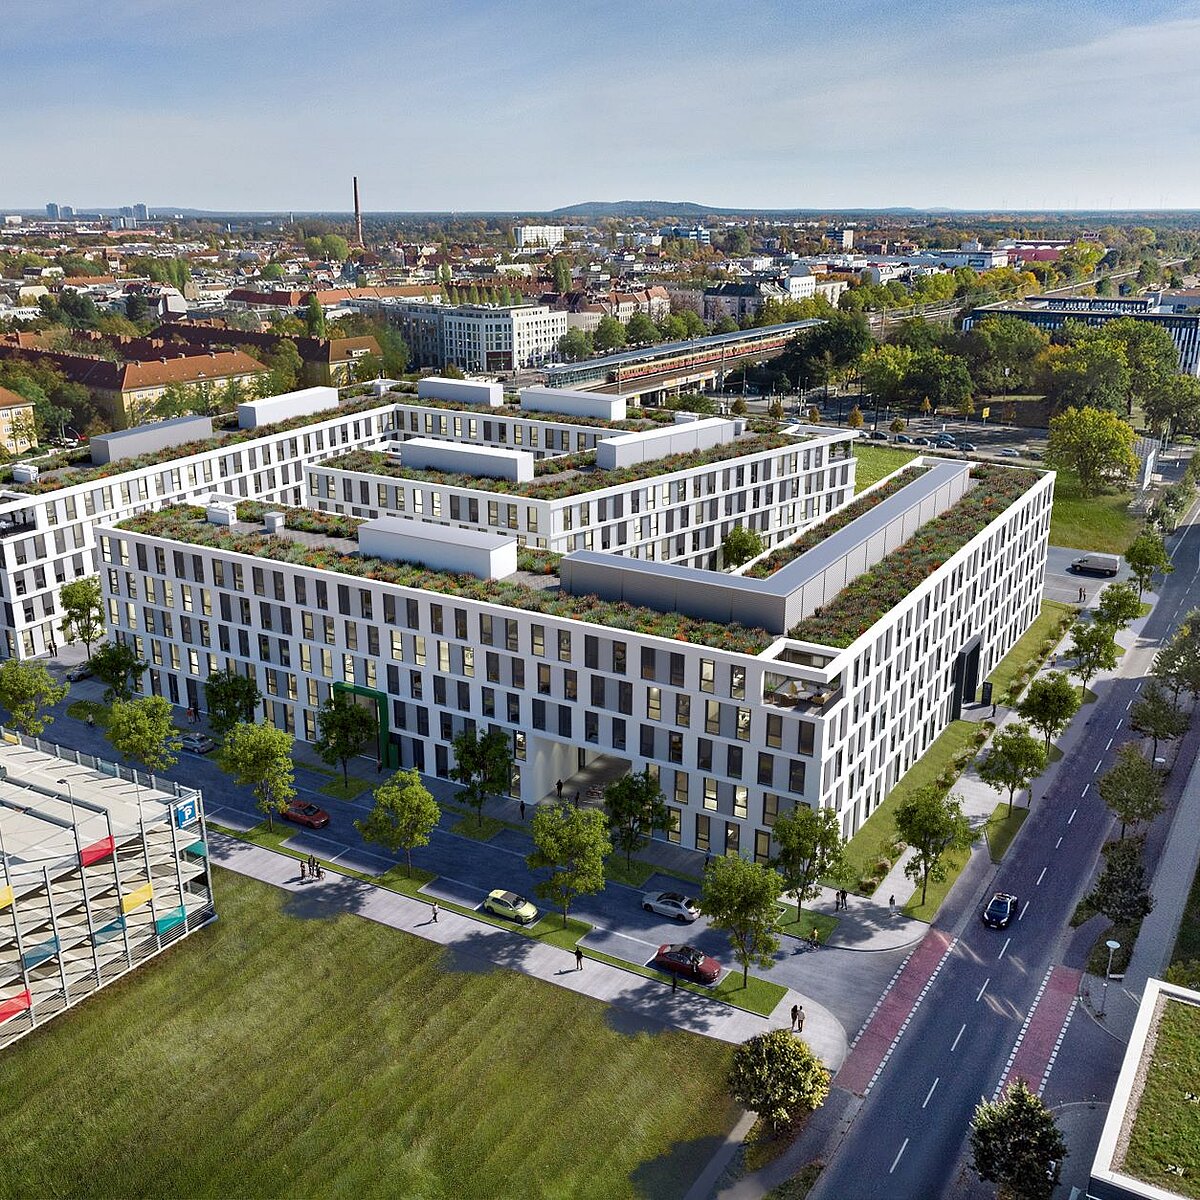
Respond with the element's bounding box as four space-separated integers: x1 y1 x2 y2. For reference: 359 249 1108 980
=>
811 515 1200 1200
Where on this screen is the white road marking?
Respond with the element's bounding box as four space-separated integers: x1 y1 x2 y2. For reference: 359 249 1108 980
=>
951 1023 967 1052
1019 901 1030 921
922 1077 940 1109
1037 867 1047 886
1056 836 1063 848
1115 719 1122 731
976 978 990 1002
1125 699 1133 710
1135 682 1143 693
1105 737 1114 750
889 1139 910 1174
1068 808 1077 824
1093 760 1102 774
999 938 1011 960
1082 784 1090 798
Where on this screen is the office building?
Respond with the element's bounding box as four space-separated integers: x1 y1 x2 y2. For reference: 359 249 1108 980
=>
44 203 59 221
94 395 1052 854
0 737 213 1051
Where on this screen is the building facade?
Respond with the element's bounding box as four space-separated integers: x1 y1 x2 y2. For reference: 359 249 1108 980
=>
515 225 567 250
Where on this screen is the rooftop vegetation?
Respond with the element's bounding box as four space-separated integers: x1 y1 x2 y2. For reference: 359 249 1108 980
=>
789 465 1039 648
323 431 798 501
387 387 663 430
2 393 394 496
745 465 930 579
119 504 777 655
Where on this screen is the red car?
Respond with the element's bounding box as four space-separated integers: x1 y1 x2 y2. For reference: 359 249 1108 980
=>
653 943 722 985
282 801 330 830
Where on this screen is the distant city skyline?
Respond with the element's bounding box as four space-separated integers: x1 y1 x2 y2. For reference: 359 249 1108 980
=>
4 0 1200 212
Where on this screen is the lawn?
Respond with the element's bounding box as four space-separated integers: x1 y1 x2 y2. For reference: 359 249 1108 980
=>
986 803 1029 863
986 599 1077 703
852 444 917 493
903 841 975 922
1122 998 1200 1197
1049 469 1141 554
0 869 740 1200
841 720 982 895
318 775 373 801
66 699 110 729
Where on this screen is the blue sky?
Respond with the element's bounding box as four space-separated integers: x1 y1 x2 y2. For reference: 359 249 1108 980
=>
5 0 1200 212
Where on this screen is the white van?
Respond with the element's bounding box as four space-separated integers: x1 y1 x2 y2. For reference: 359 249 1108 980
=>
1070 553 1120 577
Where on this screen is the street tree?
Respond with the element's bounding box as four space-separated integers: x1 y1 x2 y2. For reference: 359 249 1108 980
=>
1095 581 1142 631
0 660 67 736
1151 632 1190 704
970 1078 1067 1200
1017 671 1081 755
625 311 659 345
203 668 263 742
106 696 181 774
557 329 593 361
1068 620 1118 698
603 769 671 868
846 405 864 429
978 722 1048 816
1044 405 1138 497
700 855 784 988
721 524 764 569
769 805 846 921
58 577 105 658
450 726 512 827
894 787 974 906
315 691 378 786
1040 338 1130 415
89 640 148 702
1125 531 1173 600
592 315 626 353
1098 743 1163 838
1129 680 1187 760
223 721 296 832
1144 373 1200 437
526 803 611 928
355 769 440 877
728 1030 831 1136
1087 835 1154 925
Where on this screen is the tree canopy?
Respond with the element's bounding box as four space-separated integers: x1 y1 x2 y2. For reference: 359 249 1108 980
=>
1044 406 1139 497
603 769 671 868
699 855 783 987
0 660 66 736
355 769 440 877
895 787 973 905
106 696 181 774
728 1030 831 1136
970 1078 1067 1200
526 803 611 927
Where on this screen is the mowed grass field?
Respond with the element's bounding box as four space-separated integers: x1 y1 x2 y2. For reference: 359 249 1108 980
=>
1048 469 1141 554
0 869 738 1200
852 444 917 492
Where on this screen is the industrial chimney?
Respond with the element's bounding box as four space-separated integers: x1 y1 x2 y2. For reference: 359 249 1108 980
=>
353 176 364 248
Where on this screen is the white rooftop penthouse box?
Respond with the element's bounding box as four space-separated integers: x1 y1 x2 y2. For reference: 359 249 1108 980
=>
417 377 503 407
398 437 534 483
237 385 338 429
358 514 519 579
596 417 737 470
90 415 214 464
520 386 627 423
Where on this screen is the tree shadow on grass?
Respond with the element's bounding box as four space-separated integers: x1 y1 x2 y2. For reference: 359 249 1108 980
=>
281 874 369 921
629 1132 730 1200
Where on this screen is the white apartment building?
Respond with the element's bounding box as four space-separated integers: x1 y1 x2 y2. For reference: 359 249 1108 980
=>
515 225 566 250
382 301 568 373
95 434 1053 855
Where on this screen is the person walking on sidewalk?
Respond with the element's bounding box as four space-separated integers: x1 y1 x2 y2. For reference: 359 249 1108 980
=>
556 779 563 799
791 1003 800 1031
574 946 583 971
796 1005 805 1033
430 902 439 923
519 800 526 821
888 894 896 917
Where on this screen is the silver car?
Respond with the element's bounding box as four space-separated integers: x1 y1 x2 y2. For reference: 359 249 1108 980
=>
642 890 701 923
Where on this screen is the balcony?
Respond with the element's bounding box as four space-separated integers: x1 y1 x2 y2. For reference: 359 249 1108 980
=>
764 672 843 713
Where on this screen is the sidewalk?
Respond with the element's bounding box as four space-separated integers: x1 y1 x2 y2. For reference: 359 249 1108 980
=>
208 831 849 1067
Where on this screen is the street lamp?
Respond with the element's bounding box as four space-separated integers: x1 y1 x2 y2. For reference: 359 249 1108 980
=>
1099 939 1121 1017
57 777 75 823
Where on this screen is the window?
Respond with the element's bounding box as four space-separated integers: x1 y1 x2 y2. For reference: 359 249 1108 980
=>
665 807 681 845
724 822 740 856
766 713 782 749
641 647 656 680
612 642 626 675
754 830 771 865
733 786 748 819
731 666 746 700
531 624 545 657
537 663 552 694
757 752 774 787
557 630 571 662
789 760 806 793
647 686 661 721
675 694 691 727
700 659 715 693
703 778 718 810
762 793 780 828
798 720 816 756
695 813 711 852
735 707 751 741
668 731 683 764
705 700 721 735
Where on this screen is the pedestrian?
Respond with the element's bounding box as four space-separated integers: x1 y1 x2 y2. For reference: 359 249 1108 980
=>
796 1005 805 1033
49 640 56 657
809 927 821 949
889 894 896 917
704 852 712 870
556 778 563 799
431 902 439 923
299 861 307 881
671 972 677 993
841 888 848 910
574 789 580 806
317 864 325 881
991 701 997 718
519 799 526 821
574 946 583 971
791 1003 800 1031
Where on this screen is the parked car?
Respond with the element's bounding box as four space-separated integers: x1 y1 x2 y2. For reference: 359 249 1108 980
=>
868 430 889 441
65 664 93 683
483 889 538 925
894 433 913 444
997 447 1021 457
1070 553 1121 577
282 801 330 830
180 732 216 754
960 441 977 452
911 436 932 446
981 892 1018 929
642 890 701 923
653 943 722 984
